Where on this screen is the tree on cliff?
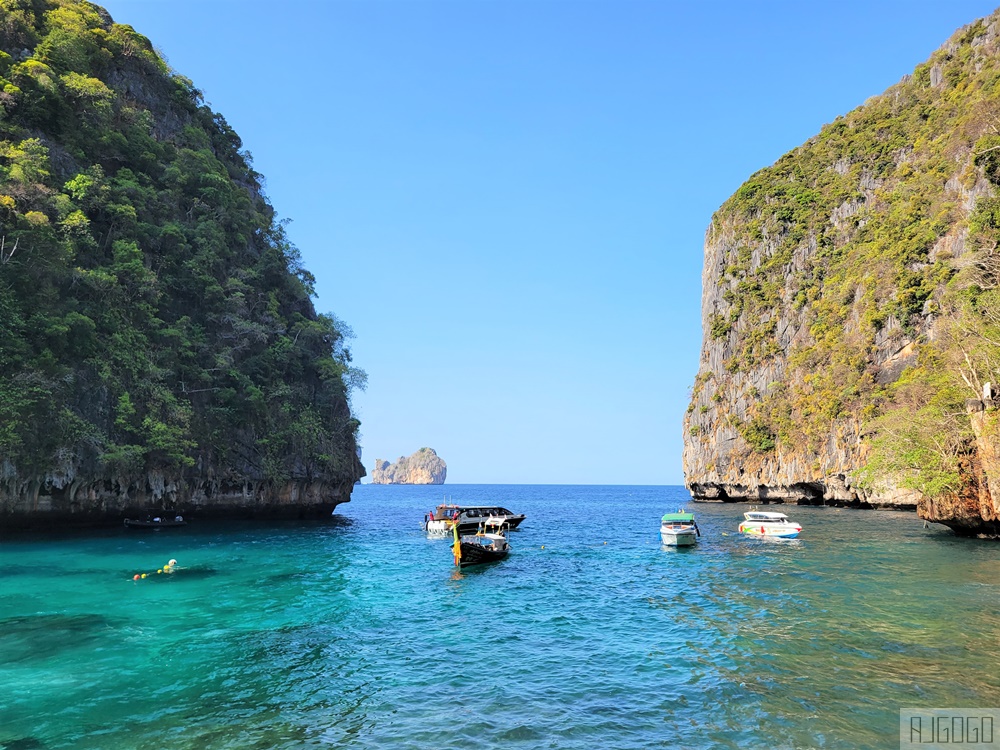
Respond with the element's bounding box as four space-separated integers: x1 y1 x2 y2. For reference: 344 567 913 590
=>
859 361 970 497
0 0 364 504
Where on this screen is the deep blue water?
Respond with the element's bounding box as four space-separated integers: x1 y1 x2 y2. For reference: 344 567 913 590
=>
2 484 1000 749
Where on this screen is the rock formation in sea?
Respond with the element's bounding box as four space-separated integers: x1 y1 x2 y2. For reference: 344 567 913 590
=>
0 2 364 528
371 449 447 485
683 12 1000 534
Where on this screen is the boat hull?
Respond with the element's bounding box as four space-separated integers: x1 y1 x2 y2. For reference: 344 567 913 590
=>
738 523 801 539
660 527 698 546
124 518 187 529
456 542 509 567
424 519 455 535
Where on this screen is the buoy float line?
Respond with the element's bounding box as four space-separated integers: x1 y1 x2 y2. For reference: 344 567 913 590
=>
131 560 179 581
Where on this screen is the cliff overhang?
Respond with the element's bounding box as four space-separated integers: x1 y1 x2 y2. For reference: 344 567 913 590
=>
688 474 919 510
0 461 363 530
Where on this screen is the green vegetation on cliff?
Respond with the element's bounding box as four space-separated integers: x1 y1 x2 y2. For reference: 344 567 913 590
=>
687 14 1000 503
0 0 364 491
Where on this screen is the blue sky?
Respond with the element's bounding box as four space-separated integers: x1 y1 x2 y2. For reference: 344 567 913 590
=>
98 0 999 484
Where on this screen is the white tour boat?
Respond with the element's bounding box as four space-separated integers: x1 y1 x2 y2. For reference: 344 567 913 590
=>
660 511 700 546
422 503 525 536
738 509 802 539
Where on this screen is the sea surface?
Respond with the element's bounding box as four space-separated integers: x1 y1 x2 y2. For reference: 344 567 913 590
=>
2 484 1000 749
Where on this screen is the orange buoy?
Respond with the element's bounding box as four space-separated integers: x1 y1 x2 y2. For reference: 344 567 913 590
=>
133 574 140 581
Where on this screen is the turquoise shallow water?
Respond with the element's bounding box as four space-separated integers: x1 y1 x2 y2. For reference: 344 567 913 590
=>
3 484 1000 749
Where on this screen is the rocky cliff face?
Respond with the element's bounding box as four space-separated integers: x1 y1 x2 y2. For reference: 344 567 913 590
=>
0 446 363 529
0 1 364 528
371 448 447 485
683 214 924 510
919 385 1000 535
684 13 1000 532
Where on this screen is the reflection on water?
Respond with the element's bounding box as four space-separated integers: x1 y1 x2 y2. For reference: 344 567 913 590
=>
2 487 1000 749
0 614 113 665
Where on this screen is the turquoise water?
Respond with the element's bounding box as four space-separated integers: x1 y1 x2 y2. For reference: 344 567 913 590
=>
3 484 1000 749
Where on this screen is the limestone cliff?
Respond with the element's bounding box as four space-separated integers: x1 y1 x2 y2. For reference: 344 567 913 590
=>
371 448 447 485
0 1 364 528
920 385 1000 535
684 12 1000 533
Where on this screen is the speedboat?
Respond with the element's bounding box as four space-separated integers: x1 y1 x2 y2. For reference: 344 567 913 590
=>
451 519 510 567
738 510 802 539
423 503 525 534
124 514 187 529
660 511 700 546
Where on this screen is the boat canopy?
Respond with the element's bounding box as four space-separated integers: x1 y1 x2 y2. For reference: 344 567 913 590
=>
661 512 695 523
437 505 515 516
744 511 789 521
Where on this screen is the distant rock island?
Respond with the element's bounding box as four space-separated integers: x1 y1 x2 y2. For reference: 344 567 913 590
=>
371 448 447 485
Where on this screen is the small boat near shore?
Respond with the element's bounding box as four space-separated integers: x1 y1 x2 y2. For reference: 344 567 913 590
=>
660 511 700 546
424 503 525 534
124 515 187 529
451 520 510 568
738 510 801 539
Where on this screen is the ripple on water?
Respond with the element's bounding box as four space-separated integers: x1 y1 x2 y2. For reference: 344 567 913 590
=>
3 488 1000 749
